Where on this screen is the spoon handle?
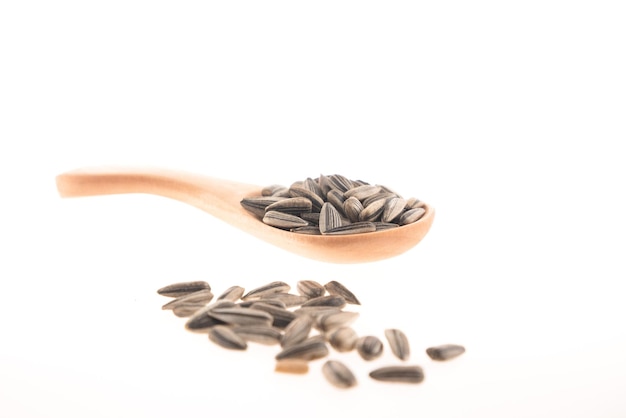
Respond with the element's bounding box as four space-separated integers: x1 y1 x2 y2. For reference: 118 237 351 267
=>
56 166 260 224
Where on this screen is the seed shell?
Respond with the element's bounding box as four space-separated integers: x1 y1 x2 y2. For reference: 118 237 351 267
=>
328 327 358 352
208 325 248 350
161 289 214 310
384 329 411 360
398 207 426 225
289 187 324 212
157 281 211 298
275 337 329 361
281 315 314 348
172 303 207 318
296 280 326 299
322 360 357 389
301 295 346 309
358 198 387 222
216 286 245 302
343 196 364 222
266 197 313 214
242 281 291 300
263 211 309 229
324 281 361 305
185 306 226 332
426 344 466 361
382 197 408 223
319 202 343 234
356 336 384 361
208 307 273 327
369 366 424 384
343 185 382 201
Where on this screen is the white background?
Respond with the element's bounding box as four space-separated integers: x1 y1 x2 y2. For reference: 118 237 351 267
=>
1 1 625 417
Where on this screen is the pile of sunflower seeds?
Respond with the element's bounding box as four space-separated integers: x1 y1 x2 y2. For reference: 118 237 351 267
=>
158 279 465 389
240 174 427 235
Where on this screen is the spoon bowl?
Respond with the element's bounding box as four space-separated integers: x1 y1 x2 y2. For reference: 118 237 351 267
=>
56 167 434 263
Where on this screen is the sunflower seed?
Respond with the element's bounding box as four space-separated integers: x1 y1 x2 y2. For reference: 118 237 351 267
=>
233 325 283 345
318 174 333 196
290 226 322 235
343 196 364 222
382 197 408 223
324 222 377 235
260 293 308 308
208 325 247 350
242 281 291 300
184 306 226 332
361 192 395 208
157 281 211 298
297 280 326 299
384 329 410 360
248 302 296 329
275 337 329 361
275 359 309 374
172 303 207 317
358 198 387 222
216 286 245 302
161 289 214 310
304 177 325 200
322 360 357 389
241 196 286 218
281 315 314 348
208 307 273 327
266 197 313 214
327 174 353 193
356 336 384 361
299 212 320 225
398 207 426 225
344 185 382 201
263 211 309 229
262 184 287 196
317 311 360 333
426 344 466 361
246 298 287 309
301 295 346 309
325 190 346 216
289 187 324 212
319 202 343 234
406 197 425 209
324 281 361 305
328 327 358 352
369 366 424 384
373 222 400 231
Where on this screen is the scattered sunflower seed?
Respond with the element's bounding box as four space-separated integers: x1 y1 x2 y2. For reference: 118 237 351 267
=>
233 326 283 345
426 344 466 361
260 293 308 308
293 306 342 318
281 315 314 348
301 295 346 309
275 337 329 361
184 306 226 332
385 329 411 360
296 280 326 299
208 307 273 327
247 298 287 309
356 336 384 361
316 311 360 333
369 366 424 384
161 289 214 310
242 281 291 300
172 303 207 318
322 360 357 389
157 281 211 298
327 327 358 352
216 286 245 302
248 302 296 329
324 281 361 305
208 325 248 350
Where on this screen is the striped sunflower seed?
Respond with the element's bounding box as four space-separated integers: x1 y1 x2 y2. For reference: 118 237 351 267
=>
356 336 384 361
373 222 400 231
369 366 424 384
208 325 247 350
343 185 382 201
261 184 287 196
358 198 387 222
263 211 309 229
216 285 245 302
426 344 465 361
233 326 283 345
275 337 329 361
382 197 408 223
324 281 361 305
316 311 360 333
246 299 287 309
323 222 377 235
293 306 342 318
325 190 346 216
319 202 343 234
161 289 214 310
184 306 226 332
343 196 364 222
384 329 411 360
328 327 358 352
299 212 320 225
247 302 296 329
281 315 314 348
289 187 324 212
301 295 346 309
240 196 286 218
208 307 273 327
398 207 426 225
290 226 321 235
304 177 325 200
275 359 309 374
172 303 207 318
260 293 308 308
327 174 354 193
296 280 326 299
406 197 425 209
242 281 291 300
266 197 313 215
157 281 211 298
322 360 357 389
361 192 395 208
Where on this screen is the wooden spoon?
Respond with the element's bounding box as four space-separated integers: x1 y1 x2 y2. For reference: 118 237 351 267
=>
56 167 434 263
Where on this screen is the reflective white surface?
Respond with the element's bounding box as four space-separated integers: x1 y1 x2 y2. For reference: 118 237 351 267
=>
1 1 625 417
